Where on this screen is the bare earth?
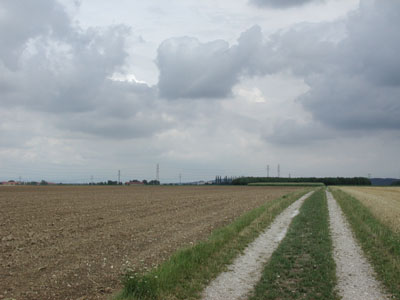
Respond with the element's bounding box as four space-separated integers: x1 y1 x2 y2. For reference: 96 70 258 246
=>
326 190 388 300
202 191 313 300
0 185 299 300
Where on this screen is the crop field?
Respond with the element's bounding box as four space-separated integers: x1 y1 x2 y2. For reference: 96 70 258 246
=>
248 182 324 187
0 185 301 300
331 186 400 299
336 186 400 233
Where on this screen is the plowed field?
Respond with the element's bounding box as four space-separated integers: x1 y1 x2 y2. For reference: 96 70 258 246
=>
0 185 300 300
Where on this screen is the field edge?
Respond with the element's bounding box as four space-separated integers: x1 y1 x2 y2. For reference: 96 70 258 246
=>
114 188 313 300
330 187 400 299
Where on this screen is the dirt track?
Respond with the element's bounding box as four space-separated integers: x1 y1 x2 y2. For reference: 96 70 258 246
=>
0 185 298 300
326 190 388 300
202 191 313 300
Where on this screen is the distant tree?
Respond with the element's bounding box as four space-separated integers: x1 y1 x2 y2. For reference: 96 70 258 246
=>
391 180 400 186
148 180 160 185
40 180 48 185
142 179 148 185
232 176 371 186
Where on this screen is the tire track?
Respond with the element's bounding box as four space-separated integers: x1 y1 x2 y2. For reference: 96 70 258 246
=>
326 190 388 300
202 191 314 300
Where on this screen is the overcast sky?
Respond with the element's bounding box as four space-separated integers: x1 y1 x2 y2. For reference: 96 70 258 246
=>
1 0 399 183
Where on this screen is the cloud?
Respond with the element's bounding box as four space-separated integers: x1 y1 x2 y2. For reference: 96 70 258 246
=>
268 119 333 145
0 0 170 140
155 0 400 144
0 0 71 70
297 0 400 131
256 0 400 144
156 25 266 99
249 0 322 9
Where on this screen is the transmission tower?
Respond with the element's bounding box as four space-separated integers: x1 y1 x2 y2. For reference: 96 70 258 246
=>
156 163 160 182
179 173 182 185
277 164 280 178
118 170 121 184
267 165 270 177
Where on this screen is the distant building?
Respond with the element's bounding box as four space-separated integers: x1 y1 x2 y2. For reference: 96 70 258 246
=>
1 181 19 186
125 181 144 185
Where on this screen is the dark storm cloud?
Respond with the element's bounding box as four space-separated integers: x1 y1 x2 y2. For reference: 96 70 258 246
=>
54 81 174 139
0 0 71 70
0 0 168 139
261 0 400 143
249 0 321 9
154 0 399 140
268 119 333 145
156 26 266 99
298 0 400 131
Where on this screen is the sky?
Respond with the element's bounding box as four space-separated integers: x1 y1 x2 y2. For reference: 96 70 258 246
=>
0 0 399 183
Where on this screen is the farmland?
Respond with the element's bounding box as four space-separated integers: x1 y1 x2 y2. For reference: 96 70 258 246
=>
331 187 400 299
335 186 400 233
0 185 300 300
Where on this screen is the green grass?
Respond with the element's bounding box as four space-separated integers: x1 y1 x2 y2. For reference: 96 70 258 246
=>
330 188 400 299
249 188 338 300
248 182 324 187
115 189 312 300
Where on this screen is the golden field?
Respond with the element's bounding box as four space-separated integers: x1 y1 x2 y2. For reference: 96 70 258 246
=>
335 186 400 233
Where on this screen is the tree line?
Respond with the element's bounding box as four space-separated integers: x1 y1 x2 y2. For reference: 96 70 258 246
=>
232 176 371 186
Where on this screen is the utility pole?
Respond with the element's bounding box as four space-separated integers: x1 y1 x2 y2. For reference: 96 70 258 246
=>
90 175 94 185
267 165 270 178
156 163 160 182
118 170 121 184
277 164 280 178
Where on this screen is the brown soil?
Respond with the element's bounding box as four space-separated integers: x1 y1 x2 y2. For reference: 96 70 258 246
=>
0 185 299 300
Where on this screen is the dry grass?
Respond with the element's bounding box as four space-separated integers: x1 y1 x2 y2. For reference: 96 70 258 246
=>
335 186 400 233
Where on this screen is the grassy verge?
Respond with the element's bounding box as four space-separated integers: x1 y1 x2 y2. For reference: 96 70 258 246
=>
249 188 338 300
115 189 312 300
248 182 324 187
330 188 400 299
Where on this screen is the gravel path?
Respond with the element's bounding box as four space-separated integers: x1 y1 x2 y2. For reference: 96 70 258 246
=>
326 190 389 300
202 191 314 300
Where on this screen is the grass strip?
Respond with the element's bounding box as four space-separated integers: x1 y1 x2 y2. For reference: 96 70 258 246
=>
330 188 400 299
249 182 324 187
249 188 338 300
115 189 312 300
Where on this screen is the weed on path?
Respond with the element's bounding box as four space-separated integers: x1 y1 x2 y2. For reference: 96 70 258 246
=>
249 188 338 300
